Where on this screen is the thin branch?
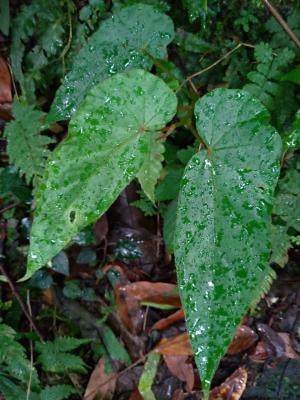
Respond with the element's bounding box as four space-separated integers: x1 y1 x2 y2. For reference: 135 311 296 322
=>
6 63 19 100
0 203 19 214
262 0 300 50
26 291 34 400
0 262 44 340
180 42 255 93
83 352 149 399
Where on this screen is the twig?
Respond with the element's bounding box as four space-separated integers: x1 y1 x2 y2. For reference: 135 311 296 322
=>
181 42 255 93
0 203 19 214
60 0 73 76
83 352 149 399
262 0 300 50
0 220 43 341
26 291 34 400
0 263 44 341
6 62 19 100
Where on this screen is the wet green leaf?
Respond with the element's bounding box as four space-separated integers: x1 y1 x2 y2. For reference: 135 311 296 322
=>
174 88 282 398
26 70 177 278
47 4 174 122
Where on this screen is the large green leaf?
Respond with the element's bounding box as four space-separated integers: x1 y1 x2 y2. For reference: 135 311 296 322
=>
174 88 281 398
47 4 174 122
26 70 177 278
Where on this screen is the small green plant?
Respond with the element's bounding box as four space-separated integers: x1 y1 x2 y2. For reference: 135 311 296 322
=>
0 322 87 399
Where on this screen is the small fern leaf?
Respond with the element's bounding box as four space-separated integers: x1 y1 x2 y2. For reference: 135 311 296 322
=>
244 42 295 111
40 384 76 400
0 374 29 400
0 323 40 389
37 351 88 374
53 336 91 352
4 99 54 184
130 190 157 216
36 337 89 374
137 132 165 203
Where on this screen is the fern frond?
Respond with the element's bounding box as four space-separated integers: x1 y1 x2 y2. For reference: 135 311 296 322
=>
250 265 277 311
130 190 157 216
37 351 88 374
40 384 76 400
4 99 54 185
243 42 295 111
36 336 90 374
0 374 29 400
0 323 40 389
53 336 91 352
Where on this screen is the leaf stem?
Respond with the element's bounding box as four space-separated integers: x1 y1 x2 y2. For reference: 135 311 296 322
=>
261 0 300 50
180 42 255 93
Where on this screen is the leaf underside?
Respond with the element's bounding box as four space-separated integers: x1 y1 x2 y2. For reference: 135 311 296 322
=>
174 88 282 397
47 4 174 122
26 69 177 278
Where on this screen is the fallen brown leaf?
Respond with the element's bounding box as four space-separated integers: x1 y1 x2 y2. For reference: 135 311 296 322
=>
172 389 185 400
163 355 194 392
151 308 185 331
209 367 248 400
249 340 274 362
256 323 285 356
155 332 193 356
84 358 116 400
123 281 181 308
0 57 11 104
128 388 143 400
115 285 144 334
278 332 300 359
227 325 258 355
93 214 109 244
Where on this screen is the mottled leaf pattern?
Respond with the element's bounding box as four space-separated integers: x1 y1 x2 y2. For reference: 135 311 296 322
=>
26 70 177 278
47 4 174 122
174 88 281 398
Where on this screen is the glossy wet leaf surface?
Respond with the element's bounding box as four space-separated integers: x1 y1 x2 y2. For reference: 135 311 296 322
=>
47 4 174 122
26 69 177 278
174 88 282 397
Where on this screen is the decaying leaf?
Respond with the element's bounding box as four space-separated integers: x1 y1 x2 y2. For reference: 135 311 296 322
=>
155 332 193 356
0 57 12 104
84 358 116 400
209 367 248 400
151 308 185 331
163 355 194 392
227 325 258 355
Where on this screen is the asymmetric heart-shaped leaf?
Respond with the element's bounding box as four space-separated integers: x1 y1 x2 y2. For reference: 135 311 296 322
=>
47 4 174 122
26 70 177 278
174 89 281 398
